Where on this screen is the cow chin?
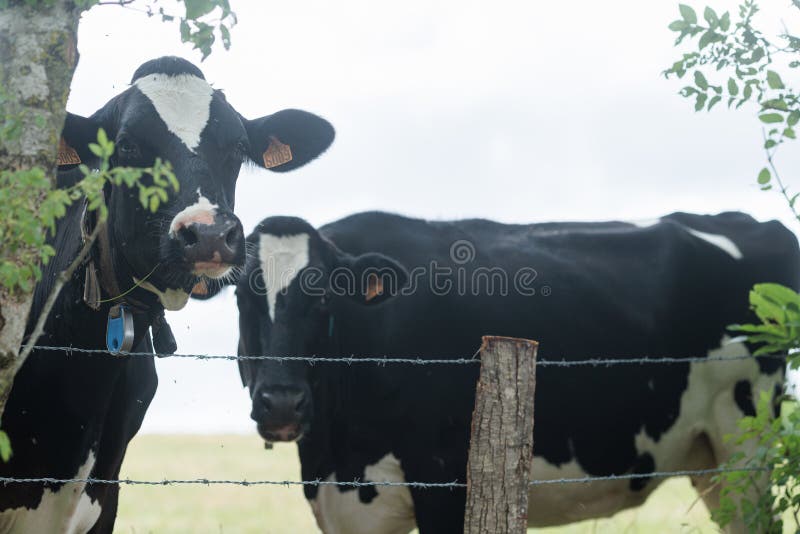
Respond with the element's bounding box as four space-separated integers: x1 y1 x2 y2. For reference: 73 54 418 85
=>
256 422 305 443
191 261 233 279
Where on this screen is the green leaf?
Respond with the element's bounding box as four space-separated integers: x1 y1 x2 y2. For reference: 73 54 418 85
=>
703 6 718 27
761 99 789 111
184 0 216 20
759 113 784 124
694 70 708 90
727 78 738 96
699 30 720 50
220 23 231 49
719 11 730 31
757 168 771 185
0 431 11 463
679 4 697 24
788 111 800 126
669 20 688 31
695 93 708 111
764 139 777 149
784 128 796 139
707 95 721 111
767 70 785 90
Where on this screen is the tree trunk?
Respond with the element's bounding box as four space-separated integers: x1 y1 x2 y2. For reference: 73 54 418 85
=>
0 0 82 415
464 336 538 534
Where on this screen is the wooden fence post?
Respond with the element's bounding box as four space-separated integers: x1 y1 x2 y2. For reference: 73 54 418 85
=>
464 336 538 534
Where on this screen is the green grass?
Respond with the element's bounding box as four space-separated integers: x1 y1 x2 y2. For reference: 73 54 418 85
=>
113 434 735 533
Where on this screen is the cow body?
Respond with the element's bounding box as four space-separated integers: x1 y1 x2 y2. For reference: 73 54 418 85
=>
233 211 799 533
0 56 334 533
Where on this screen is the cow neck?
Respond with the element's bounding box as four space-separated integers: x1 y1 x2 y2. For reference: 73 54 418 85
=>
80 198 176 355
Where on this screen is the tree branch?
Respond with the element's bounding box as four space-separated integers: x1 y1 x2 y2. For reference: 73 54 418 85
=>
763 130 800 223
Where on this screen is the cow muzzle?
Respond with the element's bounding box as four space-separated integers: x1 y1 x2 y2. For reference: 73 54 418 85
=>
171 213 244 278
251 387 310 442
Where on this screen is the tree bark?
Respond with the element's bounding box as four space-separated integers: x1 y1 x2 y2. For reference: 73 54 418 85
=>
464 336 538 534
0 0 82 416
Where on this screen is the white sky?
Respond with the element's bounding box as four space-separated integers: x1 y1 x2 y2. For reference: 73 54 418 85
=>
68 0 800 433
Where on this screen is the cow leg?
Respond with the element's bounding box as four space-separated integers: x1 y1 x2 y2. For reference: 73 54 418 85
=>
401 460 466 534
694 358 783 534
87 351 157 534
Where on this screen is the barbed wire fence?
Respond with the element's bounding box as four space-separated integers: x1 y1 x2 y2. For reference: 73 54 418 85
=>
3 341 793 529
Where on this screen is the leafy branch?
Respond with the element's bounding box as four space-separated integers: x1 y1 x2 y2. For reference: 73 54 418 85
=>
80 0 238 59
666 2 800 530
0 129 177 294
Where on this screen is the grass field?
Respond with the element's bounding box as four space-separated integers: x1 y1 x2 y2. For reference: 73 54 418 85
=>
114 434 733 533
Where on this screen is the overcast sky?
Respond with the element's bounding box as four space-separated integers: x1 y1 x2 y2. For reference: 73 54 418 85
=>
68 0 800 433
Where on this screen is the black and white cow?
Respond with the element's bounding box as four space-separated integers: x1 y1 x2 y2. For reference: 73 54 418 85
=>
225 210 799 533
0 56 334 533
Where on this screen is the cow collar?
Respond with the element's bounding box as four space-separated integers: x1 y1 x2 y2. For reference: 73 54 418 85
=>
80 197 177 356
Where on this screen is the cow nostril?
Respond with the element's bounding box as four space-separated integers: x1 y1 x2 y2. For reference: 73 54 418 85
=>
224 225 241 250
178 226 198 246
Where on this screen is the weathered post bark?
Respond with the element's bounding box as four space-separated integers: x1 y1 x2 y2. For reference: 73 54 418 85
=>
464 336 538 534
0 0 82 415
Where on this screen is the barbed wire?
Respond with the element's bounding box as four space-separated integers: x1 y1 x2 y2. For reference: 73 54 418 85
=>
0 465 769 489
31 345 790 367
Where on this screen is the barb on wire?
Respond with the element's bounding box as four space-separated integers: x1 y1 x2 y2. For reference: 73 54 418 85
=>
0 465 769 488
31 345 789 367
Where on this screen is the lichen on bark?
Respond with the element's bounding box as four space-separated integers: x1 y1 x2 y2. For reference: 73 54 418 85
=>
0 0 83 418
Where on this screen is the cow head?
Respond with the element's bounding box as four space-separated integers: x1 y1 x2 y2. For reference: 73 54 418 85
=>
61 57 335 310
218 216 407 443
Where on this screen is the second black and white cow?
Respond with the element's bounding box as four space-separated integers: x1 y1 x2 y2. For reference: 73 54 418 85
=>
0 56 334 533
226 210 799 533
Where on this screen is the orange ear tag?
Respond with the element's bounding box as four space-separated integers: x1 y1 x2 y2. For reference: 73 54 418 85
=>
365 273 385 302
57 138 81 166
262 136 293 168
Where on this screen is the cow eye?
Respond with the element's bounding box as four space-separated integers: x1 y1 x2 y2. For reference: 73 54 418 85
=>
116 139 140 159
233 140 248 161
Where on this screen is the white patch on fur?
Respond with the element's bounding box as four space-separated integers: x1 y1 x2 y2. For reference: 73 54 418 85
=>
169 190 218 236
135 278 190 311
259 233 310 321
527 457 645 526
0 451 102 533
627 218 743 260
526 336 780 527
684 228 743 260
309 454 416 534
134 73 213 151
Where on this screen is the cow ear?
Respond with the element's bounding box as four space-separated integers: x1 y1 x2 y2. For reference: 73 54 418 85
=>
60 113 105 167
338 252 408 306
243 109 335 172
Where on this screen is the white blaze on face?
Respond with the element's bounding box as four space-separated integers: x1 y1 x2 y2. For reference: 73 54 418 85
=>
259 233 310 321
0 450 102 534
134 73 213 151
169 189 218 236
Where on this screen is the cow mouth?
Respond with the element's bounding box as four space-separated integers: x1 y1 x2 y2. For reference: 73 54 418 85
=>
257 422 303 443
191 261 233 279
